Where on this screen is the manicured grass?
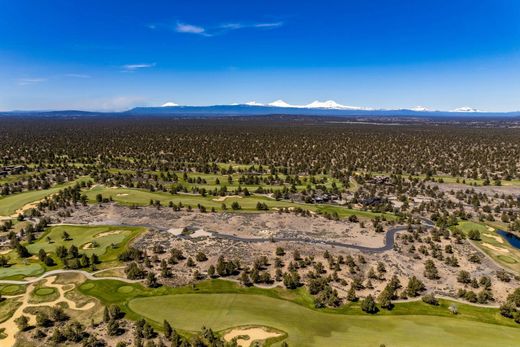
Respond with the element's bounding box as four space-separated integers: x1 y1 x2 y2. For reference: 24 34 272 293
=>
0 177 90 216
79 278 520 347
84 186 387 220
33 287 56 296
0 263 44 280
129 293 520 347
26 225 145 264
0 284 26 296
456 221 520 273
0 224 145 280
29 286 59 304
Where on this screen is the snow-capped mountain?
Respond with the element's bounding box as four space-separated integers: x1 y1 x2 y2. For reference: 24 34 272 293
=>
409 106 430 112
452 107 480 112
245 101 264 106
268 100 300 108
153 100 492 115
304 100 368 110
161 102 179 107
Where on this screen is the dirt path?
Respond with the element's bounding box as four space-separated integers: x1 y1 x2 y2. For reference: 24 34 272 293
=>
0 267 142 286
0 276 95 347
393 295 500 308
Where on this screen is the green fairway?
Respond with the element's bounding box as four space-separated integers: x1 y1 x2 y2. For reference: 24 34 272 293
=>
79 279 520 347
0 177 90 216
26 224 145 262
84 185 388 219
456 221 520 273
128 293 520 347
0 263 44 280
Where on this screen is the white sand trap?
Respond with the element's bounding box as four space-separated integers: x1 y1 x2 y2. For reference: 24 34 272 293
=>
0 276 95 347
95 230 125 238
482 242 508 253
488 234 504 244
82 242 94 250
116 193 129 197
224 327 282 347
190 228 212 238
212 195 242 202
167 228 184 236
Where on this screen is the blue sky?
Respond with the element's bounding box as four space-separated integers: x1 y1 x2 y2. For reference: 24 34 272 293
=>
1 0 519 111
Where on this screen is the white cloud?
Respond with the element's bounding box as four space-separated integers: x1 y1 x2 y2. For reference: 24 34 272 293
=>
254 22 284 28
65 73 91 79
175 22 208 35
17 78 46 86
167 21 284 37
121 63 156 72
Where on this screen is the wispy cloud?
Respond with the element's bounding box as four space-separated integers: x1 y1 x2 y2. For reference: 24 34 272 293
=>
253 22 284 28
17 78 46 86
175 22 208 35
155 20 284 37
121 63 156 72
65 73 91 79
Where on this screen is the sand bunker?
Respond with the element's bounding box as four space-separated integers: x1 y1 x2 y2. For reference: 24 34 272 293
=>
190 228 212 238
82 242 94 250
0 276 95 347
95 230 125 238
488 234 504 244
224 327 282 347
482 242 508 253
116 193 129 197
212 195 242 202
167 228 184 236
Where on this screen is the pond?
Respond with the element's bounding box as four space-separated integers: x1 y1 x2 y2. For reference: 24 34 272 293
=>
497 230 520 250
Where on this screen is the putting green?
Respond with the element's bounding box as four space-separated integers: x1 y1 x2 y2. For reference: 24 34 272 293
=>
34 287 56 296
80 283 95 290
0 284 25 295
128 293 520 347
117 285 134 294
497 255 518 264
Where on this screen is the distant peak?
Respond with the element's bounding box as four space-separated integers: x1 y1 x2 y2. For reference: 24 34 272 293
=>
306 100 343 109
409 106 430 112
245 101 264 106
268 100 298 108
452 106 480 112
161 102 179 107
304 100 367 110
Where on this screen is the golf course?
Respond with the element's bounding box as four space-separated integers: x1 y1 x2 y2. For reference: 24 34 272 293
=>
78 278 520 347
0 224 145 280
455 221 520 273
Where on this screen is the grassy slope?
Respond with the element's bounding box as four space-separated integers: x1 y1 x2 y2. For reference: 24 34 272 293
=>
456 221 520 273
0 177 90 216
129 294 520 347
84 186 391 220
79 279 520 347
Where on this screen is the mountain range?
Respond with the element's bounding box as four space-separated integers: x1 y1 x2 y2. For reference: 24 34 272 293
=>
1 100 518 118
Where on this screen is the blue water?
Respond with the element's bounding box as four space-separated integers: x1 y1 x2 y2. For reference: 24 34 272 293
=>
497 230 520 250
